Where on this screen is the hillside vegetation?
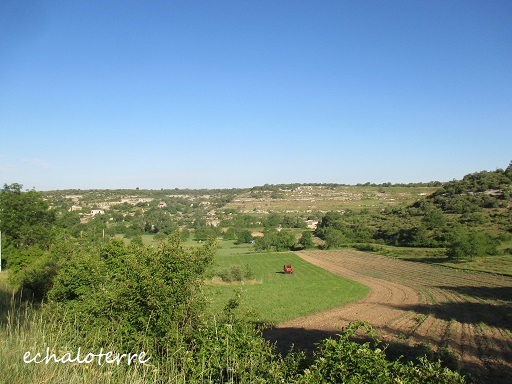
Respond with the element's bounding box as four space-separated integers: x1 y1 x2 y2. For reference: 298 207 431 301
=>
313 163 512 271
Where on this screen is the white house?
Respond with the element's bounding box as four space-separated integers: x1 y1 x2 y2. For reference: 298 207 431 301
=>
306 220 319 229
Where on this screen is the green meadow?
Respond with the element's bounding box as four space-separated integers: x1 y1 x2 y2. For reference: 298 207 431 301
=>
205 241 369 324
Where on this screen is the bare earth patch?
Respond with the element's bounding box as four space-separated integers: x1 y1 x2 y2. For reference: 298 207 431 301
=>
264 250 512 383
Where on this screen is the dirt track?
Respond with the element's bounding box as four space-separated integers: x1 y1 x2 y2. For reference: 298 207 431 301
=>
264 250 512 383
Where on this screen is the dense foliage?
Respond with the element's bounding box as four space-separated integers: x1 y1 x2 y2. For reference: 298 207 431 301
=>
0 183 56 250
254 229 296 251
0 183 62 298
47 235 216 358
293 322 465 384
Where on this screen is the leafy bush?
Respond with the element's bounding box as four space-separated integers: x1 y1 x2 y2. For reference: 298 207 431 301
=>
447 228 499 260
0 183 56 250
235 229 253 244
186 319 287 383
8 249 59 300
254 230 296 252
47 235 216 358
217 264 254 283
293 322 466 384
354 243 382 252
222 227 236 240
322 228 346 249
299 231 314 249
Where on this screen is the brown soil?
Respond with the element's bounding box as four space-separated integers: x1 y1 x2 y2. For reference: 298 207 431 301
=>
263 250 512 383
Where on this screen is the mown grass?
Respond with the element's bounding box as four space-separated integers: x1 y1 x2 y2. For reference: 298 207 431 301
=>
205 245 369 324
438 255 512 276
356 244 512 276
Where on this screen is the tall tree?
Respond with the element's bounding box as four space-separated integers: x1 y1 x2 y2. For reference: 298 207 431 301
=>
299 231 314 249
0 183 56 250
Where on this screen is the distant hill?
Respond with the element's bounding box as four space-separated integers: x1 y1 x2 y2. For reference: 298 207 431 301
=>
428 162 512 214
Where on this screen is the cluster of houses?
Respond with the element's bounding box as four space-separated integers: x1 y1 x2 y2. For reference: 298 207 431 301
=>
65 192 319 230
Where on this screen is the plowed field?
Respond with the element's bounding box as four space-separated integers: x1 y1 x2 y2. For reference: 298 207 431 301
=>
264 250 512 383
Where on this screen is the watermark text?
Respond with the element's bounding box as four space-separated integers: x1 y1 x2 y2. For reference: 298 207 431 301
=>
23 347 150 366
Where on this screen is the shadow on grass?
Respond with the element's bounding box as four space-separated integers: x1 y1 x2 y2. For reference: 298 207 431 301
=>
382 337 511 384
262 325 510 384
263 327 336 356
437 285 512 302
387 301 512 331
0 283 38 327
0 286 17 325
263 326 460 366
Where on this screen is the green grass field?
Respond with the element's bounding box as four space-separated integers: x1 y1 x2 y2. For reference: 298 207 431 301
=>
205 242 369 324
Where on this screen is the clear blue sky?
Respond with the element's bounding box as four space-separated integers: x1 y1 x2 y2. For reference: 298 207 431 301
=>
1 0 511 190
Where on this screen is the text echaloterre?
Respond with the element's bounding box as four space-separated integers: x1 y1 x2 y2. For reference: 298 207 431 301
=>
23 347 150 366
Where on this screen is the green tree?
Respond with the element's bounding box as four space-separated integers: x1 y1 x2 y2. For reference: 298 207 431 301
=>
179 228 190 241
235 229 253 244
447 227 498 259
0 183 56 250
254 230 296 251
423 208 446 230
274 230 296 250
299 231 314 249
323 228 346 249
145 208 179 234
263 213 282 229
223 227 237 240
317 211 343 230
194 225 220 241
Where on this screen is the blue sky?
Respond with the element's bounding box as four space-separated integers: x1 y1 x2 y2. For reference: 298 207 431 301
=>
1 1 511 190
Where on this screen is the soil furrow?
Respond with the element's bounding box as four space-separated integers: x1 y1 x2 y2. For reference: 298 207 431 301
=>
264 250 512 383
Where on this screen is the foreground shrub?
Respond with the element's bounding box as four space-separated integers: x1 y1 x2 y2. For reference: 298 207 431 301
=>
186 319 287 383
293 322 466 384
47 235 216 359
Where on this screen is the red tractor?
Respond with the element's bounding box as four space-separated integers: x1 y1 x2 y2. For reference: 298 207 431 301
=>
283 264 293 274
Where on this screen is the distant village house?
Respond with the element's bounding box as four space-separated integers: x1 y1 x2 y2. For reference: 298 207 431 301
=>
306 220 319 229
